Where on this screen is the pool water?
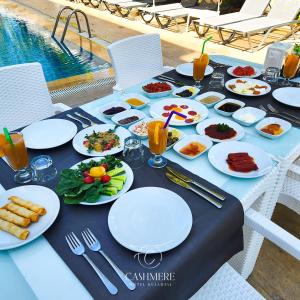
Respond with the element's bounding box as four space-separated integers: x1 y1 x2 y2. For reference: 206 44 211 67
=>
0 8 110 82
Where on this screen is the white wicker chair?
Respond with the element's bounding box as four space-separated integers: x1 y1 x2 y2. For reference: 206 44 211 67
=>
107 34 173 91
0 63 70 131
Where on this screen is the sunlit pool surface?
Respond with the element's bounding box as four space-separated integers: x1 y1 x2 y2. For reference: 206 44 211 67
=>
0 8 110 82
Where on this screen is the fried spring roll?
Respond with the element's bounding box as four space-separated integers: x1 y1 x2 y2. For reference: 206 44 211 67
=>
9 196 46 216
0 219 29 240
5 203 39 222
0 209 30 227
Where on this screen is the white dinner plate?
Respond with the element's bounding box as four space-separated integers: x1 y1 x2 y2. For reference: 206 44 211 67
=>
0 185 60 250
70 157 134 205
21 119 77 149
272 87 300 108
196 117 245 143
149 98 208 126
208 141 273 178
72 124 131 156
108 187 192 253
225 78 271 97
227 66 262 78
176 63 214 77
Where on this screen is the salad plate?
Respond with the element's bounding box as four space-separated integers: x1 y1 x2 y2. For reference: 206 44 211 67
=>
108 187 192 253
72 124 131 157
196 117 245 143
0 185 60 250
21 119 77 149
149 98 208 126
225 78 271 97
227 65 261 78
208 141 273 178
176 63 213 77
57 156 134 206
272 87 300 108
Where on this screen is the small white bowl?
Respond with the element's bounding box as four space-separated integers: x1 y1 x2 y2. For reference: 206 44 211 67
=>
214 99 245 117
172 86 200 99
166 127 185 150
142 82 173 99
121 93 149 110
195 91 225 108
233 107 266 126
128 118 152 139
173 135 212 160
255 117 291 139
99 102 131 119
111 109 146 128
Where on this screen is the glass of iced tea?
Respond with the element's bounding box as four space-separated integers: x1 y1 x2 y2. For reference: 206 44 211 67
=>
193 53 209 89
282 53 300 86
2 132 33 184
147 119 168 168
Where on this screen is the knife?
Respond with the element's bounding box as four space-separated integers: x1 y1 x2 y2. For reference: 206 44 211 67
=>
167 167 226 201
166 173 222 209
156 76 185 87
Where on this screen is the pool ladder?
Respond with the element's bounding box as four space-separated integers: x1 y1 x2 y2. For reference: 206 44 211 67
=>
52 6 92 43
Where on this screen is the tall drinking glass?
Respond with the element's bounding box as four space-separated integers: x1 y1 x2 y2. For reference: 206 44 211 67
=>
282 53 300 86
193 53 209 89
2 132 33 184
147 119 168 168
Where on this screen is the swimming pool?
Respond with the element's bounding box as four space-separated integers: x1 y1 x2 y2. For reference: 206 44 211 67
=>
0 7 110 82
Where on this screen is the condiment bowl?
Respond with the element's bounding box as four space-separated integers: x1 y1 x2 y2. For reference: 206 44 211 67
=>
232 107 266 126
214 99 245 117
255 117 291 139
99 101 131 119
121 93 150 110
142 82 173 99
111 109 146 128
128 118 152 139
195 91 225 108
166 127 185 150
173 135 212 160
172 86 200 99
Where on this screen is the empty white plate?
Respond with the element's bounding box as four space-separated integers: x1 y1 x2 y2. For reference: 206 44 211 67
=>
22 119 77 149
0 185 60 250
272 87 300 108
176 63 214 77
208 141 273 178
108 187 193 253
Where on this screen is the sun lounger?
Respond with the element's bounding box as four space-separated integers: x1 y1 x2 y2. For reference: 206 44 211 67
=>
218 0 300 52
193 0 270 36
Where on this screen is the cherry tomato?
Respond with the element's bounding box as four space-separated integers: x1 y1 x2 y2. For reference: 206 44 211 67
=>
101 163 108 171
101 175 111 183
188 111 197 116
84 176 95 184
83 171 90 177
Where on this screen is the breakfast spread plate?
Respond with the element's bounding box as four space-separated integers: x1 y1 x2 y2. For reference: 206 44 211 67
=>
196 117 245 143
227 65 261 78
225 78 271 96
72 124 131 156
149 98 208 126
208 141 273 178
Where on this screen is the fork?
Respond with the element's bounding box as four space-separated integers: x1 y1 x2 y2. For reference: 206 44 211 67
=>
66 114 89 129
82 228 136 291
267 104 300 122
259 105 300 125
74 112 98 126
65 232 118 295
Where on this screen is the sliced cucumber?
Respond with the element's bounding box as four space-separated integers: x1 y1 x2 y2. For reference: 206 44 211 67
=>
107 167 124 177
111 175 127 183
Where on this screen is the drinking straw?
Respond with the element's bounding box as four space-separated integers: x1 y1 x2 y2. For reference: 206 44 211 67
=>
201 36 213 54
3 128 13 145
163 111 187 129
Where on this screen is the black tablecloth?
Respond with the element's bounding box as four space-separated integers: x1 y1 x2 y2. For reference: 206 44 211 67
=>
0 107 244 300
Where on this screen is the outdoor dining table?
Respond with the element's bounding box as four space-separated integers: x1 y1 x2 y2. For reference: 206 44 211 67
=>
0 55 299 299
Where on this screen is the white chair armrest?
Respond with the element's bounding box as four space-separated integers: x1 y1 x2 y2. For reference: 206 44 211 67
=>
245 208 300 260
289 163 300 176
52 103 71 113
